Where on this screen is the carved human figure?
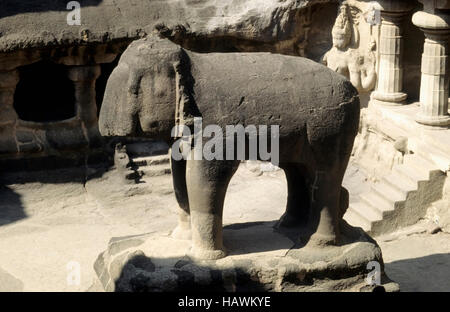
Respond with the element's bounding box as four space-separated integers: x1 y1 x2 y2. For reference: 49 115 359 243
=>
322 3 377 93
99 35 360 260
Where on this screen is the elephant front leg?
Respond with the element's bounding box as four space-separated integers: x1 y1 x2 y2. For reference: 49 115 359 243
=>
170 152 192 240
186 158 239 260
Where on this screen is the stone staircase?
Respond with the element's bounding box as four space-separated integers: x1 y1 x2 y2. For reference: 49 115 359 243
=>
116 140 173 195
343 102 450 236
344 151 448 236
129 154 171 180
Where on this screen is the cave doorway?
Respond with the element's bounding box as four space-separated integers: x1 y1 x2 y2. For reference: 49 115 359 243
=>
14 60 76 122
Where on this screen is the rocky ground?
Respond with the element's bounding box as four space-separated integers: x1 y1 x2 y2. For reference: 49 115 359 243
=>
0 161 448 292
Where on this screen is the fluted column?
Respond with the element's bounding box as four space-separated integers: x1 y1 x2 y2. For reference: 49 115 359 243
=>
67 65 102 146
371 10 408 105
0 70 19 126
413 11 450 127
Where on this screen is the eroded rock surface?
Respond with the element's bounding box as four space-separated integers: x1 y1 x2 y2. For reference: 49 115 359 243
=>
0 0 337 59
94 221 398 292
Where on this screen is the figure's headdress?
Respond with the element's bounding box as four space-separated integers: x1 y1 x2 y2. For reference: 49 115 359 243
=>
332 3 352 44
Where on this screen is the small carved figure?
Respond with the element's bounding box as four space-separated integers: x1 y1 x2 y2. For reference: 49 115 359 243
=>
322 3 377 93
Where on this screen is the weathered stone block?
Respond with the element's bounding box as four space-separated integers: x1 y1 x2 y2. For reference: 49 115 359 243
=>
92 222 399 292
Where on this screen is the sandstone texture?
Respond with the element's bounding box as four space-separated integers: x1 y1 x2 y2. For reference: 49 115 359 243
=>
0 0 337 59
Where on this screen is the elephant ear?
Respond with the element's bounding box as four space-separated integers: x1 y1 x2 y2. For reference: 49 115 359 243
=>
173 49 200 138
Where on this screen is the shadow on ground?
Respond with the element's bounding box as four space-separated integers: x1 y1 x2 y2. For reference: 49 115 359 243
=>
0 185 25 227
0 161 111 227
385 253 450 292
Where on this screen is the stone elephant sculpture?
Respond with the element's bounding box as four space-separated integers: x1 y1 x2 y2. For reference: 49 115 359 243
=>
99 35 360 260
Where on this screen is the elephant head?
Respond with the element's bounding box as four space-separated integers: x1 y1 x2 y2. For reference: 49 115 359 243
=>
99 35 191 141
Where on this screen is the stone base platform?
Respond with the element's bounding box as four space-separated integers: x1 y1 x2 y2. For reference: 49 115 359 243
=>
92 221 399 292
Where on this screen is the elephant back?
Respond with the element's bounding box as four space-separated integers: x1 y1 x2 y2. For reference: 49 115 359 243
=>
185 51 360 138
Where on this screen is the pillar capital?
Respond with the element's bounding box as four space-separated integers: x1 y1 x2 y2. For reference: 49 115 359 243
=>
412 10 450 32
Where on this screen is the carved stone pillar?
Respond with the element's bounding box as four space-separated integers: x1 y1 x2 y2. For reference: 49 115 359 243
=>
67 65 102 146
0 70 19 126
371 10 408 105
413 11 450 127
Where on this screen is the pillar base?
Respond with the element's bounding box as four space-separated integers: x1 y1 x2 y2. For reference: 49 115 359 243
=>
416 113 450 128
370 91 407 106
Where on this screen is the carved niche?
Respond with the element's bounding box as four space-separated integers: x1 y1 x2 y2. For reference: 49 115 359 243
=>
322 0 381 94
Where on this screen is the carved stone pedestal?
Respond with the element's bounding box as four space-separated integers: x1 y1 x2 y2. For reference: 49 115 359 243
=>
92 221 398 292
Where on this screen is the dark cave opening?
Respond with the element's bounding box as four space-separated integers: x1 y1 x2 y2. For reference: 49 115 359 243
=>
14 60 76 122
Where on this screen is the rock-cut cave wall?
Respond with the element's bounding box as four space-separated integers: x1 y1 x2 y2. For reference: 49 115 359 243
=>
0 0 340 171
0 0 426 172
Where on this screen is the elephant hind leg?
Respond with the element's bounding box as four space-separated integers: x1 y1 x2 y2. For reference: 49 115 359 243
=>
276 163 311 229
186 158 240 260
306 136 353 247
170 153 192 240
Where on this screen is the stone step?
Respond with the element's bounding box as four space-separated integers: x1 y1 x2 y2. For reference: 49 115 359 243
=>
393 164 430 184
343 208 371 232
415 141 450 172
359 192 393 217
403 154 439 177
347 202 381 227
139 164 171 177
420 130 450 157
381 172 417 195
370 181 406 205
131 154 170 167
347 153 442 236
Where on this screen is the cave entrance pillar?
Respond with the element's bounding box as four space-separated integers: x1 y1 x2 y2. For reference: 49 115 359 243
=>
67 65 102 146
0 70 19 127
370 1 413 106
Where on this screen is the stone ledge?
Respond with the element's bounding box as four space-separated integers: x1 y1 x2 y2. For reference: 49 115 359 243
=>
93 221 399 292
